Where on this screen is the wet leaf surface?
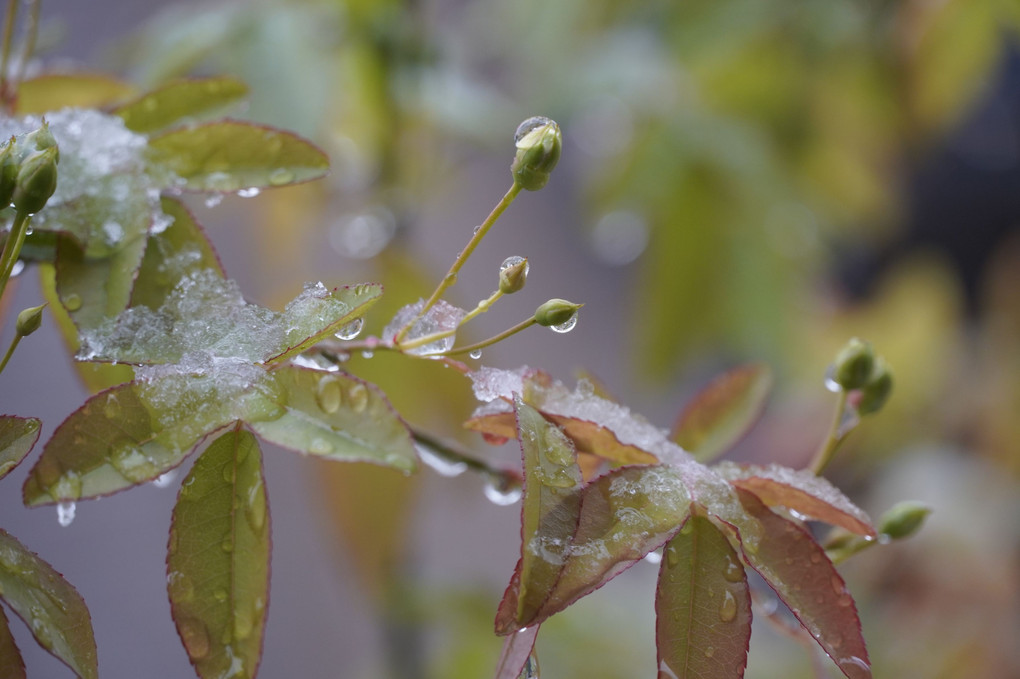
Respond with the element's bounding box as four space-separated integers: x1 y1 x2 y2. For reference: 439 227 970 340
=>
114 77 249 134
15 73 135 114
167 427 269 679
0 529 97 679
0 417 41 481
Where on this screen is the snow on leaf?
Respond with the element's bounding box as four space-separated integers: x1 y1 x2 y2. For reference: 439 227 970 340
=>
147 120 329 192
0 529 98 679
671 362 772 463
114 77 249 134
167 427 269 679
734 489 871 679
656 513 751 679
494 625 540 679
0 417 41 481
250 366 417 473
267 282 382 364
0 604 27 679
383 299 468 355
717 462 875 537
22 367 283 506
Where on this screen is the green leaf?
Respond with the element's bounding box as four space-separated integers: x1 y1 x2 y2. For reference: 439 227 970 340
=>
147 121 329 192
671 362 772 462
717 462 875 537
114 77 249 134
495 399 583 634
38 264 134 393
54 231 148 333
168 427 269 679
656 513 751 679
250 366 416 472
130 196 225 310
22 371 283 506
15 73 136 114
0 529 98 679
494 626 540 679
0 417 41 481
0 605 27 679
735 489 871 679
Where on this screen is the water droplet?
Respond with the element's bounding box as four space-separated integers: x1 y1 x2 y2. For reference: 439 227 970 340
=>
335 317 364 340
361 349 374 359
823 364 841 393
346 383 369 413
469 349 482 360
643 550 662 565
237 187 260 198
723 555 743 582
222 462 235 483
666 544 680 568
56 501 76 527
704 646 715 658
246 483 267 532
10 260 24 277
416 445 467 477
151 469 178 488
268 169 295 186
500 255 530 276
214 589 228 602
309 438 334 455
831 575 845 596
718 590 738 622
50 471 82 501
550 313 578 333
515 116 554 144
483 477 521 506
810 552 821 564
221 538 234 553
179 619 210 659
315 376 343 414
204 193 224 208
840 655 870 675
62 293 82 312
233 607 254 640
472 225 481 234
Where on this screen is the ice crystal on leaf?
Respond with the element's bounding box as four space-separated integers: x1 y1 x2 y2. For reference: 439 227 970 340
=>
383 299 467 355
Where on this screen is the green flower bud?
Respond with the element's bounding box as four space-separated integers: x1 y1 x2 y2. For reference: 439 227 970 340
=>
877 501 930 540
511 116 562 191
12 146 59 214
0 137 17 207
857 357 893 415
498 256 529 294
534 298 582 328
15 304 45 337
25 120 59 162
833 337 874 391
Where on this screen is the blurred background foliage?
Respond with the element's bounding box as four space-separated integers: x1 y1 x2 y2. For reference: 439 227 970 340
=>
22 0 1020 676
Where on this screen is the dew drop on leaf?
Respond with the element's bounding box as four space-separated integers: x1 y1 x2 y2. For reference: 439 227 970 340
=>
62 293 82 311
469 349 482 360
237 187 260 198
234 606 254 641
268 168 295 186
831 574 846 596
315 375 343 414
361 349 374 359
346 382 369 413
335 317 364 340
213 589 228 602
823 364 841 393
723 555 743 582
204 193 224 208
56 501 76 527
246 486 267 532
550 313 578 333
483 477 522 506
416 445 468 477
704 646 715 658
179 618 210 659
10 260 24 277
718 589 737 622
643 550 663 565
665 544 680 568
221 538 234 553
309 438 334 455
151 469 178 488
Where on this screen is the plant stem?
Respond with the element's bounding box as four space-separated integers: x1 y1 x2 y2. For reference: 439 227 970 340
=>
396 289 504 353
0 331 20 375
14 0 39 87
809 389 851 475
423 317 537 358
0 0 17 110
411 428 519 483
395 183 521 344
0 211 31 302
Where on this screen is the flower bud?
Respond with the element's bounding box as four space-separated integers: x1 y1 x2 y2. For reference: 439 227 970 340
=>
15 304 45 337
25 120 59 162
534 298 581 328
833 337 874 391
12 146 59 214
498 256 529 294
877 501 930 540
0 138 17 207
511 116 562 191
857 357 893 415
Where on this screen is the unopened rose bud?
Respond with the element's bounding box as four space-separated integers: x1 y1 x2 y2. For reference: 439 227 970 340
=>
25 120 59 162
878 501 930 540
498 256 529 294
833 338 874 391
534 298 581 328
857 357 892 415
15 304 45 337
12 146 59 214
0 138 16 207
511 116 562 191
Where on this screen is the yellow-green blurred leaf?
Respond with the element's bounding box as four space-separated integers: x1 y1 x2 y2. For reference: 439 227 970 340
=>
15 74 135 114
114 77 249 134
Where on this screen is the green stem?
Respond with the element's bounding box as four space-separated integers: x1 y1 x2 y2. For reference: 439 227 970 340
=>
809 389 851 475
395 183 521 343
412 428 519 482
13 0 39 87
423 317 537 358
397 289 504 353
0 331 20 375
0 0 16 109
0 210 31 302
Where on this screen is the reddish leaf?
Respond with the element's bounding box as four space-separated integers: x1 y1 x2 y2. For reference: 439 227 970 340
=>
0 529 98 679
544 414 659 465
465 410 516 441
167 427 269 679
494 399 583 634
0 605 27 679
719 463 875 536
494 625 540 679
672 363 772 462
734 489 871 679
656 514 751 679
0 417 41 481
